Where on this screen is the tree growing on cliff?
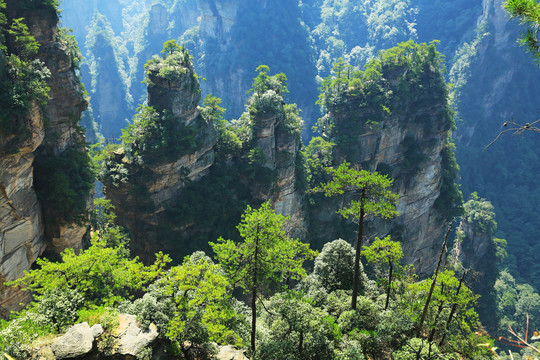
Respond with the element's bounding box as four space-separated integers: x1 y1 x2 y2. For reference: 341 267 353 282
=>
210 201 317 352
504 0 540 65
313 162 398 310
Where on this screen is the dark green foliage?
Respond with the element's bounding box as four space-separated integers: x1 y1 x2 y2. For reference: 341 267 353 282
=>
57 27 83 69
11 0 59 12
36 288 84 332
0 11 51 154
317 41 451 159
33 139 95 225
401 136 428 175
121 106 198 162
434 134 464 219
256 292 341 360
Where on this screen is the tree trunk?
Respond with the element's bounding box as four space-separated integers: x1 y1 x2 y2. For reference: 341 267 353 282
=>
416 223 452 337
251 225 260 353
385 260 393 310
439 270 467 346
352 189 366 310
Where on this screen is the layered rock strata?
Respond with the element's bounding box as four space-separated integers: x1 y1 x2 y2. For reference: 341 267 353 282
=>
0 3 89 316
103 54 217 261
310 44 459 276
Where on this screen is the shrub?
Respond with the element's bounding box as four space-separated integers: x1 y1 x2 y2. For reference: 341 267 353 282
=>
36 288 84 332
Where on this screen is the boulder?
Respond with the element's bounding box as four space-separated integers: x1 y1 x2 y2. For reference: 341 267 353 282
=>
116 314 159 356
51 322 94 359
216 345 250 360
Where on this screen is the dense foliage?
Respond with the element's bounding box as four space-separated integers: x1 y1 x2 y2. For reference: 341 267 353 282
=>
1 201 502 360
33 135 95 225
0 2 50 153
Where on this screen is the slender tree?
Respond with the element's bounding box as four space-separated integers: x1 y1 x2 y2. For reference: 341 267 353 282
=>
363 235 404 310
313 162 398 309
211 201 317 352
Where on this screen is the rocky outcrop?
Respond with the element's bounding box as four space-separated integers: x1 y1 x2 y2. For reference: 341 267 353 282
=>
52 322 97 359
309 43 459 276
39 316 244 360
216 345 250 360
0 3 89 317
103 52 217 261
451 195 499 330
115 314 159 356
249 99 304 229
46 316 157 359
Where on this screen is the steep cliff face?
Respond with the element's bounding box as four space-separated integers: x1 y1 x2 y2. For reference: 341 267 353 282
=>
309 42 461 276
0 2 90 316
101 48 217 261
0 108 46 318
102 61 306 261
452 0 540 289
452 194 499 330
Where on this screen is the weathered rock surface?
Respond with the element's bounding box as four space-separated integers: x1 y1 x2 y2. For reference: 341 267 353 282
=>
0 3 89 317
310 51 456 276
115 314 159 356
52 322 95 359
249 100 304 232
216 345 250 360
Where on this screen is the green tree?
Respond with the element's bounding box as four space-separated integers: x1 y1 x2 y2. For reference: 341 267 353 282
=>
164 253 243 355
313 162 398 310
504 0 540 65
8 237 170 307
362 236 404 310
313 239 356 293
161 39 182 57
256 291 341 360
211 201 317 352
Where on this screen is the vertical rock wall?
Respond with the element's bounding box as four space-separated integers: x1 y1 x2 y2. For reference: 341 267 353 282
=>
0 3 89 317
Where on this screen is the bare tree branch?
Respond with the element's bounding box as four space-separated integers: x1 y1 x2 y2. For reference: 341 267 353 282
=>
484 118 540 151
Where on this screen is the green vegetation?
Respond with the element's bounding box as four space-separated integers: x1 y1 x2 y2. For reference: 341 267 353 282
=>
313 162 399 310
0 190 507 360
434 134 464 219
12 0 59 12
317 41 451 155
504 0 540 65
211 201 317 352
33 135 95 225
307 0 418 78
363 236 407 310
0 4 51 154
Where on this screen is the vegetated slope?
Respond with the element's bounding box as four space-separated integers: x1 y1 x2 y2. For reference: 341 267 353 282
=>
99 45 305 262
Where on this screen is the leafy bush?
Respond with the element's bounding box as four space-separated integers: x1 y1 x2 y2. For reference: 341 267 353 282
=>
7 237 171 307
36 288 84 332
313 239 356 293
0 311 54 358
